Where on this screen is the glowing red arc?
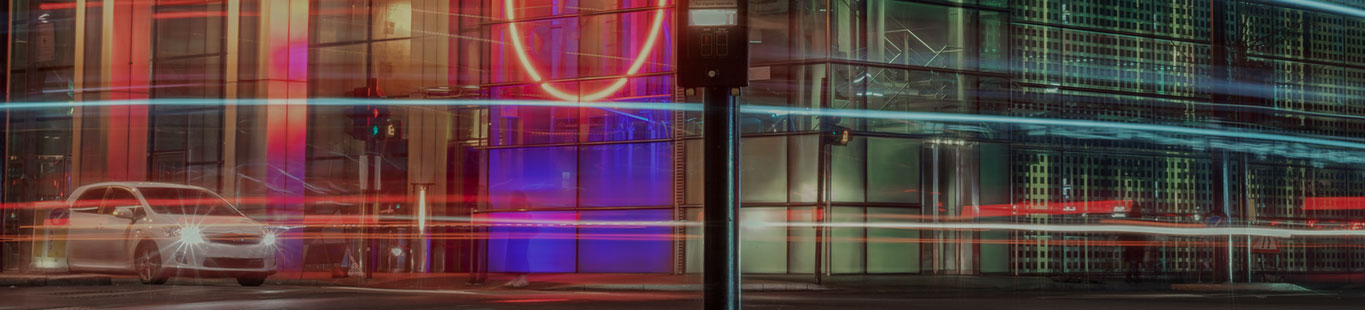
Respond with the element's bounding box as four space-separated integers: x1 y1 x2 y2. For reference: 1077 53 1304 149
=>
505 0 668 102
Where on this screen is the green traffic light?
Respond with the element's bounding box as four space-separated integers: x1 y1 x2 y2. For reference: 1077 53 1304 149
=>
372 125 380 136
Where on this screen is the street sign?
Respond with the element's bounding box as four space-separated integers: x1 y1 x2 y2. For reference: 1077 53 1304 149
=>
677 0 749 88
47 208 68 226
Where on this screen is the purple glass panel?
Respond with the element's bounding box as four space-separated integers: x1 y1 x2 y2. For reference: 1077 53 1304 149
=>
488 146 577 209
577 209 672 273
579 142 672 207
487 211 578 273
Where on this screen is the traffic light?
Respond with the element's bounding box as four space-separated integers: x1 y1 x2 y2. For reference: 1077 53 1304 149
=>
344 78 401 141
346 105 401 141
820 116 851 146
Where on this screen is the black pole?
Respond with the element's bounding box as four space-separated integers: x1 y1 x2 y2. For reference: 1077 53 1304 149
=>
814 130 829 285
703 87 740 310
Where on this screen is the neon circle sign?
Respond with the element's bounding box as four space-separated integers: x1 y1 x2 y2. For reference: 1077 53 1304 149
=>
504 0 668 102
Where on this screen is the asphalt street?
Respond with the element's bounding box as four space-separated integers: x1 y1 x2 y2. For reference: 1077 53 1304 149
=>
2 281 1363 310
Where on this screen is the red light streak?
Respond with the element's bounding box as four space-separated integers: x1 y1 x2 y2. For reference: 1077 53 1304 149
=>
153 11 235 19
1303 196 1365 211
971 200 1134 218
490 298 571 303
38 2 101 10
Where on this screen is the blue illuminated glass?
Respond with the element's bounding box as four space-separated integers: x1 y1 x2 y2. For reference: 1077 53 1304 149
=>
488 146 577 209
487 211 578 273
579 142 672 207
578 209 672 273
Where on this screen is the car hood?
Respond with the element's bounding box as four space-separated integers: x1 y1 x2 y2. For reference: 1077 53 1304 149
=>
154 215 265 234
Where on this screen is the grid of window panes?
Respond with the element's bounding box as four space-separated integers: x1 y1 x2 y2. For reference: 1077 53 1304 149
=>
147 0 227 190
477 0 679 273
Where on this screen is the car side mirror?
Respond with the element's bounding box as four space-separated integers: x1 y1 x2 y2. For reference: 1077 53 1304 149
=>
112 206 140 220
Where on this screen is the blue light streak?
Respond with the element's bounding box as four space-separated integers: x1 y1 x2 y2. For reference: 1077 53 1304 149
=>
10 98 1365 152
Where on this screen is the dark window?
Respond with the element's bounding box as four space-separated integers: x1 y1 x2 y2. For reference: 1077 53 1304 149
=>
71 187 108 213
101 188 140 215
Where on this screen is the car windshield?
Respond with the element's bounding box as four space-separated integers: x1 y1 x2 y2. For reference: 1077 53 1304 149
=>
140 187 242 217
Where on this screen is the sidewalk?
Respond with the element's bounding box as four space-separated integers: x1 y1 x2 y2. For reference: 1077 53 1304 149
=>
258 272 1177 293
2 271 1319 294
0 273 112 287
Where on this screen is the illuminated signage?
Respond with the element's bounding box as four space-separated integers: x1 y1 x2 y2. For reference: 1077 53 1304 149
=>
504 0 669 102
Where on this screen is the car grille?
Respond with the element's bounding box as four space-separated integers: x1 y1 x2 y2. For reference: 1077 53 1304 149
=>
203 257 265 269
208 233 262 245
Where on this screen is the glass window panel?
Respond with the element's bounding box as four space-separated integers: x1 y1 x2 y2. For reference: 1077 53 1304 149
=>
867 138 920 203
787 206 816 274
488 19 580 84
684 208 702 273
488 146 577 209
152 56 224 98
685 139 703 205
740 207 788 273
493 0 580 20
370 0 411 41
310 44 368 97
846 1 971 70
577 209 672 273
831 136 866 203
487 211 578 273
979 143 1011 206
577 10 673 78
312 0 369 44
152 113 187 152
979 11 1008 72
749 0 791 63
153 3 224 58
867 207 919 273
794 0 828 60
151 152 187 183
830 206 866 274
371 39 417 97
489 83 581 145
579 142 672 207
741 136 788 203
186 110 222 163
581 76 675 142
187 164 221 191
788 135 818 203
980 230 1010 273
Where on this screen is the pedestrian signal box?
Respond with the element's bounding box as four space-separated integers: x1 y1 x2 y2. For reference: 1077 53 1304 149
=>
677 0 749 88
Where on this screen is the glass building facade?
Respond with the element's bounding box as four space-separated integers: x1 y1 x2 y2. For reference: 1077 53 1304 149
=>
5 0 1365 282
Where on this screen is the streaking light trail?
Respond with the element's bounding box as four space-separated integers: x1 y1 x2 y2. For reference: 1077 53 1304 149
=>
13 98 1365 153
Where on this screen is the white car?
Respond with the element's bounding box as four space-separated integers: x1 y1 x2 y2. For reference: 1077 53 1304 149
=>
65 182 277 286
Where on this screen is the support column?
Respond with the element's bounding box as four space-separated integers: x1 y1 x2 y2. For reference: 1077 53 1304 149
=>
101 0 152 181
240 0 309 271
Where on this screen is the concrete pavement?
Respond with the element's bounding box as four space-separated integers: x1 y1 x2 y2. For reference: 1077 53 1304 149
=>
0 272 1326 294
1 281 1361 310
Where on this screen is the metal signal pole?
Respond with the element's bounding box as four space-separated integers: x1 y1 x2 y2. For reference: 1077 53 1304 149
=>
677 1 749 308
703 87 741 310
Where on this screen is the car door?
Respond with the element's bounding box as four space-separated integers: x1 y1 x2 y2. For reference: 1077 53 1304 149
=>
66 187 107 270
93 187 142 269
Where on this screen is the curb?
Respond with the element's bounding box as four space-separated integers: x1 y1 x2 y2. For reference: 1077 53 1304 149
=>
547 283 829 292
1170 283 1311 292
0 274 112 287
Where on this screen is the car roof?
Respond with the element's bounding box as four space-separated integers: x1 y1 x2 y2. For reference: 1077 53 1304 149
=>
74 182 211 191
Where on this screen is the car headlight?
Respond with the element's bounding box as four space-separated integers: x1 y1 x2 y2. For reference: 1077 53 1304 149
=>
262 231 277 246
171 225 205 245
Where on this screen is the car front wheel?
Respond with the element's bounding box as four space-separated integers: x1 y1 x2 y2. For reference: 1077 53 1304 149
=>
135 244 169 285
236 275 267 286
